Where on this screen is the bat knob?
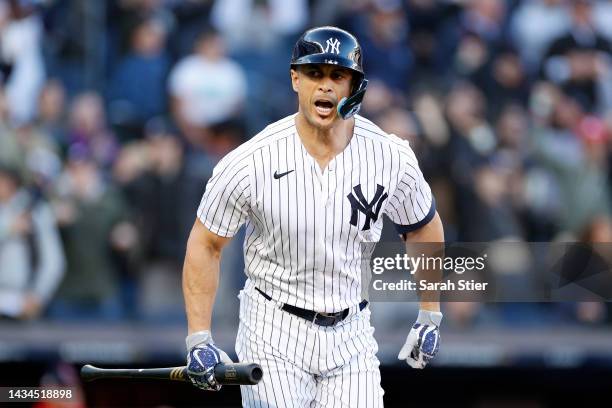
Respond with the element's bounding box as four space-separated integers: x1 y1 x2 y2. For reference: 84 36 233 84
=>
252 366 263 382
80 365 101 382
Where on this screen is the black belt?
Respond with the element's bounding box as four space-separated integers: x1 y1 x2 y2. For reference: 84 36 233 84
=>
255 287 368 327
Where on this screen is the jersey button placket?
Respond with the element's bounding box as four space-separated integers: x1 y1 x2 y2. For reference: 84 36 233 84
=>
312 163 327 274
323 159 335 206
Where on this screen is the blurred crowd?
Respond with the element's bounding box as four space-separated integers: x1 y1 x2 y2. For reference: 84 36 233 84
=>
1 0 612 330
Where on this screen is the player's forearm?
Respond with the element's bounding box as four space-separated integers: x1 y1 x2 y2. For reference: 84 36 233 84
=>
404 211 444 312
182 233 221 334
415 265 442 312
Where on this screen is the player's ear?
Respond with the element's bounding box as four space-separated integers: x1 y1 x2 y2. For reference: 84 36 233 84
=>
290 68 299 92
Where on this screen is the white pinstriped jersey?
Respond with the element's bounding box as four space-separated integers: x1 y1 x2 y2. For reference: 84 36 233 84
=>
197 113 435 313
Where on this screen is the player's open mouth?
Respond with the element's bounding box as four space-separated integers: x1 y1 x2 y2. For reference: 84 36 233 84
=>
314 99 335 116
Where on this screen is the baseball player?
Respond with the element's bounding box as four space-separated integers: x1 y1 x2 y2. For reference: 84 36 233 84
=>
182 26 444 407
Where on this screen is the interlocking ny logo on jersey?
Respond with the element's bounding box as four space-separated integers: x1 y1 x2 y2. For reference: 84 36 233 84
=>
325 37 341 54
347 184 388 231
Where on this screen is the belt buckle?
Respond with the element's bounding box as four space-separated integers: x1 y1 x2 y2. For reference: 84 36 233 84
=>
311 312 320 325
312 311 341 326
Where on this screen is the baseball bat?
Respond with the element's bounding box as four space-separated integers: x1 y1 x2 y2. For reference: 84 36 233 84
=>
80 363 263 385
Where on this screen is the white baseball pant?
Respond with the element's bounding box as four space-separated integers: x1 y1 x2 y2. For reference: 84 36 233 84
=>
235 285 384 407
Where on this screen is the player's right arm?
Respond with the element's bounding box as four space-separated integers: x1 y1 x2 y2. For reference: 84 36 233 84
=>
183 218 231 334
184 148 251 331
182 148 252 390
182 219 234 391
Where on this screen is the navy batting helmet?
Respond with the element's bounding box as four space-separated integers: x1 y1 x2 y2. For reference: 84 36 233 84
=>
291 26 368 120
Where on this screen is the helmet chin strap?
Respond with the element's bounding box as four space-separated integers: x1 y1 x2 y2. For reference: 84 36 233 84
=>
337 79 368 120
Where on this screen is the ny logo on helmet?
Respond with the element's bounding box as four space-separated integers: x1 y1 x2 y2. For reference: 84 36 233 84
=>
324 37 341 54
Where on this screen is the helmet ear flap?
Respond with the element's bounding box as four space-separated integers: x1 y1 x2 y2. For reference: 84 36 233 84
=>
351 72 364 94
337 78 368 120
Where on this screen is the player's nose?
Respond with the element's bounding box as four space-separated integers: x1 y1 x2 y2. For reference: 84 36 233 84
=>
317 84 332 93
317 76 334 93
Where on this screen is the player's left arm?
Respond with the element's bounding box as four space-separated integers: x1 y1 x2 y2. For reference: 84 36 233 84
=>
403 211 444 312
385 143 444 368
398 211 444 369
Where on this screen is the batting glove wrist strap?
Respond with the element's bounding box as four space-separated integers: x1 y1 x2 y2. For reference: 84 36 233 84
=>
416 309 443 327
186 330 213 351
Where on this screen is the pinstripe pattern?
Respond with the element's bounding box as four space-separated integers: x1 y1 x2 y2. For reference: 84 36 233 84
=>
197 114 434 312
237 286 383 408
197 113 434 406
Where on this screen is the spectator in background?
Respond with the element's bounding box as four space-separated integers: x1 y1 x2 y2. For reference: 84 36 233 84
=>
111 118 244 322
108 16 171 139
167 0 212 59
495 104 530 185
352 1 413 91
0 165 65 320
66 92 118 168
411 89 451 150
48 148 136 321
168 27 247 149
108 0 175 58
493 103 545 239
0 81 62 191
531 91 611 235
480 45 530 121
510 0 570 73
34 79 68 149
410 91 455 234
445 81 522 241
12 123 63 191
210 0 308 51
359 79 397 118
553 215 612 325
129 120 198 321
435 0 507 81
109 137 150 316
574 215 612 324
376 106 420 148
405 0 458 85
460 0 508 46
541 0 612 113
593 0 612 43
0 0 45 124
452 31 491 80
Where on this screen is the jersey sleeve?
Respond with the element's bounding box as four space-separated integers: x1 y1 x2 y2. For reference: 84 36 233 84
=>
196 156 251 237
385 149 436 234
